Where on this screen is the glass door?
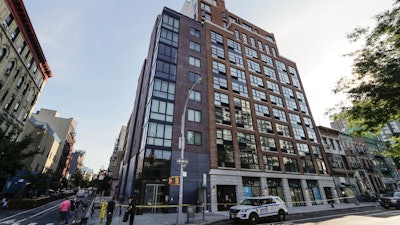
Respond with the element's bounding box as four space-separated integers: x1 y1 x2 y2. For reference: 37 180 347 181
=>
144 184 166 213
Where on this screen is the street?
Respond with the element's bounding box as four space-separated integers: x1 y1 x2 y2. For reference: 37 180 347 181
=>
0 196 92 225
213 206 400 225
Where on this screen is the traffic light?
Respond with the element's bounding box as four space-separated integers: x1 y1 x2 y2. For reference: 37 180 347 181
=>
169 176 179 185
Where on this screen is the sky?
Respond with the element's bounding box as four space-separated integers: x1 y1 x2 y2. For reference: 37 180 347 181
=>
23 0 395 173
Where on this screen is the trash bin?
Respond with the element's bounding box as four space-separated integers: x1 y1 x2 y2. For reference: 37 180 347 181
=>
187 206 195 223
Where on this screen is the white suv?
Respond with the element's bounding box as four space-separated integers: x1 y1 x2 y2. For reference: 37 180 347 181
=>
229 196 288 224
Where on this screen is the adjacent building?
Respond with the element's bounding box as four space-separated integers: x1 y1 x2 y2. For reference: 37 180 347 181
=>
0 0 52 135
119 0 338 212
109 125 127 198
27 108 77 178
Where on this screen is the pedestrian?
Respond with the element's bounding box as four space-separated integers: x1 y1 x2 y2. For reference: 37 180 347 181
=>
99 200 107 223
59 197 71 224
105 197 116 225
127 196 136 225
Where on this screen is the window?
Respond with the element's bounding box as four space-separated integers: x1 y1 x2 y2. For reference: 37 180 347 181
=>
189 56 201 67
264 155 281 171
283 157 299 172
254 103 269 117
152 79 175 100
189 90 201 102
213 74 227 90
146 122 172 147
158 43 177 63
212 61 226 74
215 105 231 125
252 89 267 102
149 99 174 122
250 37 256 48
17 42 26 55
258 41 264 52
211 31 223 44
3 14 13 29
260 136 277 151
247 60 261 73
257 119 273 134
201 2 211 11
162 14 179 32
238 132 259 169
245 46 258 59
270 95 283 107
188 109 201 122
264 66 276 80
211 45 225 59
190 41 200 52
261 54 273 67
188 72 201 83
276 123 290 137
267 81 280 94
155 60 176 81
214 92 229 106
272 108 287 122
187 131 202 145
217 129 234 167
190 27 200 37
280 139 295 154
234 97 253 130
160 28 178 47
242 33 248 44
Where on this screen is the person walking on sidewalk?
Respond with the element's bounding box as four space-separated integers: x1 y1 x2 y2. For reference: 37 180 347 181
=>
127 196 136 225
105 197 116 225
59 197 71 224
99 200 107 223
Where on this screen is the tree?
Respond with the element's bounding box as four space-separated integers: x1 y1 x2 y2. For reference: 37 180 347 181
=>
331 0 400 156
70 170 88 188
0 131 35 189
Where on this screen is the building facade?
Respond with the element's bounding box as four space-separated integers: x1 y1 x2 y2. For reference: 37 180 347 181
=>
28 109 77 179
0 0 52 134
121 0 336 212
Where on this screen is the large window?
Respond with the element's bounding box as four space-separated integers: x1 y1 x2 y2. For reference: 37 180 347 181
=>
152 79 175 100
288 179 305 206
155 60 176 81
217 129 234 168
267 178 284 201
238 132 259 169
149 99 174 122
234 98 253 130
254 103 270 117
146 122 172 147
307 180 322 205
162 14 179 32
280 139 295 154
263 155 281 171
260 136 277 151
158 43 177 63
257 119 273 134
187 131 202 145
283 157 299 172
215 105 231 125
160 28 178 47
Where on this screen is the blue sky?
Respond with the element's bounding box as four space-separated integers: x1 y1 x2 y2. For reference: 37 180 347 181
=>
23 0 394 173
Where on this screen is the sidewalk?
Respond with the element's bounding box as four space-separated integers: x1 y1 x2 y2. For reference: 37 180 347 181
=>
83 196 378 225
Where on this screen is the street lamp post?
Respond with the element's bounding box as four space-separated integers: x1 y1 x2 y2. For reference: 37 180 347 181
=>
176 77 202 225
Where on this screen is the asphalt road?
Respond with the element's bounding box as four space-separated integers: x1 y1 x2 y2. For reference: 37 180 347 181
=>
212 205 400 225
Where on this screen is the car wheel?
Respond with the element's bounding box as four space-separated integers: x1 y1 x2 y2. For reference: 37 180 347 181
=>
248 213 259 225
277 210 286 222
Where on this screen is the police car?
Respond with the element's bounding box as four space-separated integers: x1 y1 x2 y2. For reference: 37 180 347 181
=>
229 196 288 224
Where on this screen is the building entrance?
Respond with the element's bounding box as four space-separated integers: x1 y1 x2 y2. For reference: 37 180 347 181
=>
144 184 167 213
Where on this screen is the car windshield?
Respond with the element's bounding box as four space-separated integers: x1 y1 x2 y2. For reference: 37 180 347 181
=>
240 199 258 206
393 192 400 198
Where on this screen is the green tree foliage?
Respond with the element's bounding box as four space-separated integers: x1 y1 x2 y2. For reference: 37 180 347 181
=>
331 0 400 156
70 170 89 188
0 131 35 188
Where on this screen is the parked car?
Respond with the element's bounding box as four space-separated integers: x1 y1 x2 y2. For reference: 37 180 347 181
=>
229 196 288 224
379 192 400 209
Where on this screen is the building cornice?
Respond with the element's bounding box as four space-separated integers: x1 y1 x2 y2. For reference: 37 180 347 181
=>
5 0 53 79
